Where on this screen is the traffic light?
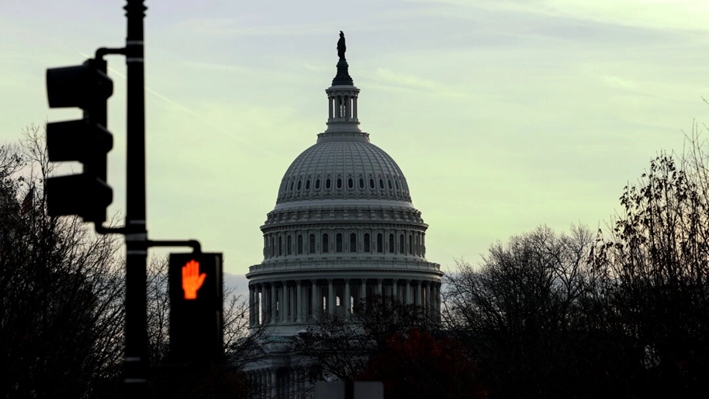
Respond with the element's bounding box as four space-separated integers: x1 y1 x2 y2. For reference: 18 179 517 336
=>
169 252 224 365
45 58 113 224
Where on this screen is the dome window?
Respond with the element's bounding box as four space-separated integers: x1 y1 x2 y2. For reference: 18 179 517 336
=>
337 178 342 189
322 234 329 253
326 178 331 189
297 235 304 254
395 180 400 190
336 233 343 252
315 179 321 189
388 234 394 253
309 234 316 254
376 233 383 253
359 178 364 189
369 178 375 189
399 234 405 253
388 180 392 190
289 181 294 191
349 233 357 252
297 181 302 190
379 179 384 189
305 180 311 190
364 233 371 252
287 235 292 255
348 178 353 189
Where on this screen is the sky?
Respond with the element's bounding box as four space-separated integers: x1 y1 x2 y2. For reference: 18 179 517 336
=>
2 0 709 291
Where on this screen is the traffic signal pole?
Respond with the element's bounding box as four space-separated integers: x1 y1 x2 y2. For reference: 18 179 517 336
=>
123 0 149 395
46 2 220 395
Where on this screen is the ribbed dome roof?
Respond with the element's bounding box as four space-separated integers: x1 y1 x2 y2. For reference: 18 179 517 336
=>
276 132 412 204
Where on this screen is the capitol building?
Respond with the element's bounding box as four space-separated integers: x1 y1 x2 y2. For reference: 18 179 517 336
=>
244 33 443 398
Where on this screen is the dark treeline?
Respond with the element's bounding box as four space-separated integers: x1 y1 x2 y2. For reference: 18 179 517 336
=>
443 137 709 398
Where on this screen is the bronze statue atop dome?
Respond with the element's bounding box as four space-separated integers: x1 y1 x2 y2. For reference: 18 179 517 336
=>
337 31 346 60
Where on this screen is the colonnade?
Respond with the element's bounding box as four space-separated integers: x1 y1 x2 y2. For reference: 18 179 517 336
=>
247 366 310 399
249 278 441 327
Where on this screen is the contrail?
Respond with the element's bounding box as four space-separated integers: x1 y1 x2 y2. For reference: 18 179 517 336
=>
78 51 250 147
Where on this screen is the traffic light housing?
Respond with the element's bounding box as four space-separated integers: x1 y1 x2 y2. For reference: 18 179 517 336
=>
45 58 113 224
169 252 224 365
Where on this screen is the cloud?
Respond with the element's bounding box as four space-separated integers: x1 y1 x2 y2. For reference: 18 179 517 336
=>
372 67 467 98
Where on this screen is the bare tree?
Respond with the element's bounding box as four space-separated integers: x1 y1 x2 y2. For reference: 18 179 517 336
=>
595 149 709 398
0 126 124 398
442 225 637 398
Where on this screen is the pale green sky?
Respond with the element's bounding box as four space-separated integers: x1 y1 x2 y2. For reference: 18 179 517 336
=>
2 0 708 287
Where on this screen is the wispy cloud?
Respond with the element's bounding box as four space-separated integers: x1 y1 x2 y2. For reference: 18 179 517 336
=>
372 67 467 98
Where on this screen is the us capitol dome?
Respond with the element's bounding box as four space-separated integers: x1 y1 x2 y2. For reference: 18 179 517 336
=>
246 33 442 338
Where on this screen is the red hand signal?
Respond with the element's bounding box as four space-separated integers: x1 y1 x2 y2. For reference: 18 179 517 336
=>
182 260 206 300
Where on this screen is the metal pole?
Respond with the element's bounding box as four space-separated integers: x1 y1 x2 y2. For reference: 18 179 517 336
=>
123 0 148 396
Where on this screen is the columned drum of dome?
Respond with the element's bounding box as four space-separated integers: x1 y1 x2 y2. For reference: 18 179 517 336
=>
246 34 442 337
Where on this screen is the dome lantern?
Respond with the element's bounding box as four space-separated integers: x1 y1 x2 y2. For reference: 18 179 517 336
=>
325 31 361 134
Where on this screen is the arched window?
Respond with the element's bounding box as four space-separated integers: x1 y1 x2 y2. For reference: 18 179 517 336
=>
348 178 354 189
287 235 292 255
399 234 405 254
315 179 321 189
336 233 343 253
297 181 302 190
322 233 329 253
278 236 282 256
364 233 371 253
305 180 310 190
379 179 384 189
388 180 392 190
388 234 394 253
409 234 413 255
369 178 375 188
376 234 383 253
309 234 316 254
337 178 342 189
297 235 303 254
350 233 357 252
326 178 331 189
359 178 364 189
395 180 400 190
289 181 294 191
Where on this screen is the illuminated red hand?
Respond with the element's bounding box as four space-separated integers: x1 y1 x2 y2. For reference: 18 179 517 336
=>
182 260 206 300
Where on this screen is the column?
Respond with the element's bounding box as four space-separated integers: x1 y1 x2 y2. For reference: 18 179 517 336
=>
377 279 383 296
270 369 277 399
261 285 268 325
392 279 399 303
435 282 441 320
296 280 303 323
254 284 261 325
416 280 422 307
328 279 335 315
290 284 296 323
311 279 318 319
360 279 366 302
406 279 412 305
344 279 351 321
283 281 289 323
248 285 254 326
270 283 277 324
